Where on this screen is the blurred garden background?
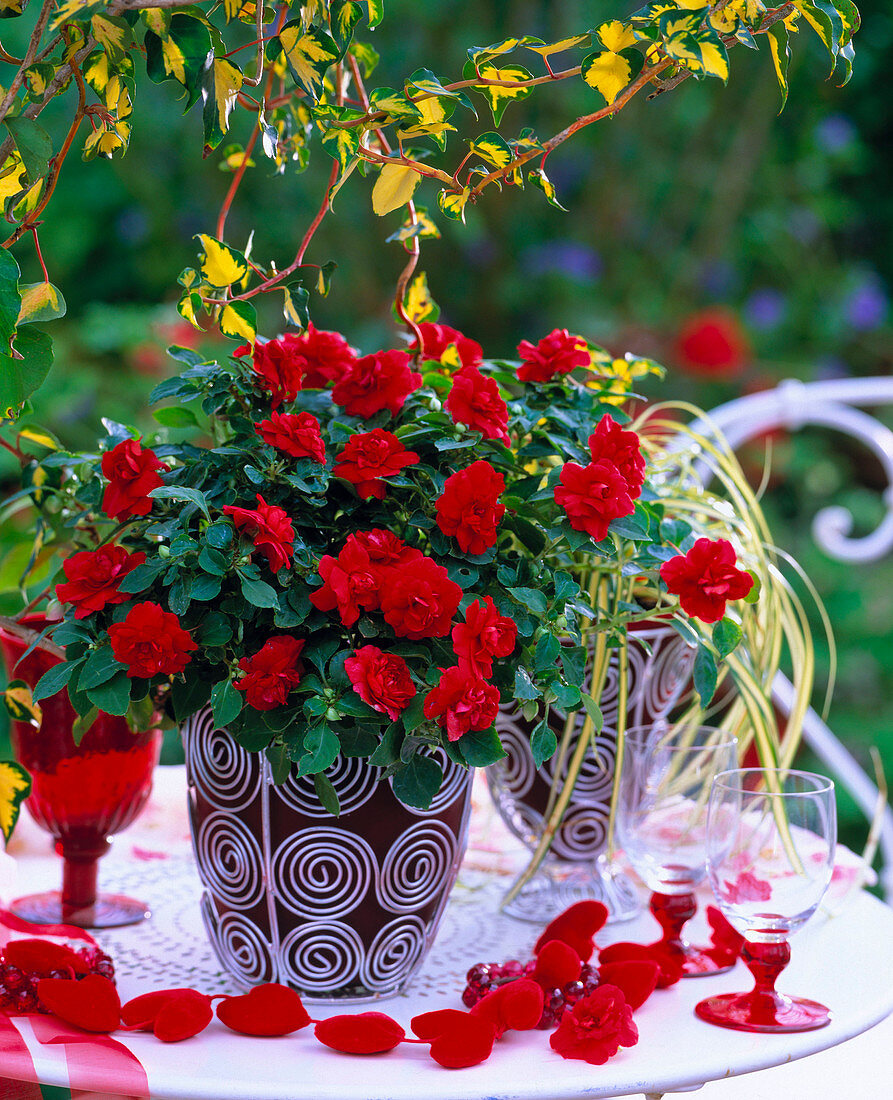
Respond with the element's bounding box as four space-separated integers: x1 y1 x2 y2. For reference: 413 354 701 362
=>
1 0 891 855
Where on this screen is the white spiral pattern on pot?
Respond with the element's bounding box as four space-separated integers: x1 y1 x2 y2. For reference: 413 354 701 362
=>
274 755 381 817
201 899 273 985
278 922 364 993
184 709 261 812
272 829 375 919
544 733 617 801
195 812 265 909
396 747 469 816
360 916 427 992
627 631 696 728
376 821 457 914
550 802 611 861
488 714 536 799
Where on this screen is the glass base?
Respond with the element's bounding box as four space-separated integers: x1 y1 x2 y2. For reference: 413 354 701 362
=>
695 990 832 1033
676 942 736 978
501 854 641 924
9 890 151 929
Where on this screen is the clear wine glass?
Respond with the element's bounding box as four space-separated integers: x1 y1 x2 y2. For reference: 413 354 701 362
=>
696 767 836 1032
617 724 739 976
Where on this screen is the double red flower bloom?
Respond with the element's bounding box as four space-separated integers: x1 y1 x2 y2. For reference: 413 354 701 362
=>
331 349 422 419
56 545 145 619
332 429 420 500
223 494 295 573
445 365 510 445
516 328 590 383
410 322 483 371
101 439 166 522
108 602 197 678
435 460 506 556
660 538 754 623
235 636 305 710
255 411 326 464
344 645 416 721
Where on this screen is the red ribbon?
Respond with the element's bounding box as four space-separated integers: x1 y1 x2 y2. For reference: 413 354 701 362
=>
0 910 98 949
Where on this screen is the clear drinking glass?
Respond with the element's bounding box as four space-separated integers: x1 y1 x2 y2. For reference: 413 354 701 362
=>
617 725 739 976
696 767 836 1032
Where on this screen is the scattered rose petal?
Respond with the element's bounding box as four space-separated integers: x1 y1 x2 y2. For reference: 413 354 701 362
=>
411 1008 469 1040
429 1014 496 1069
470 978 544 1036
36 974 121 1033
534 901 608 961
598 943 682 988
549 984 638 1065
315 1012 405 1054
122 988 213 1042
531 940 582 990
597 961 660 1011
707 905 745 958
3 939 89 977
216 983 310 1037
722 870 772 904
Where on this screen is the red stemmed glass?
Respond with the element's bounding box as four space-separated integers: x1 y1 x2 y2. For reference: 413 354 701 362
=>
617 725 739 976
0 617 161 928
696 768 836 1032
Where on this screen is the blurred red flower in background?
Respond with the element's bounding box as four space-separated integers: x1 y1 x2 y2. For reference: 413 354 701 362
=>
675 309 750 378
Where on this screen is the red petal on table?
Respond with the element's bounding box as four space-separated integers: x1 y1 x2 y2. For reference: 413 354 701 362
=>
315 1012 405 1054
36 974 122 1033
597 961 660 1011
121 988 203 1029
411 1008 469 1040
2 939 90 977
428 1014 497 1069
533 901 608 961
706 905 745 957
154 991 214 1042
531 940 582 990
598 943 683 988
470 978 544 1035
216 983 311 1037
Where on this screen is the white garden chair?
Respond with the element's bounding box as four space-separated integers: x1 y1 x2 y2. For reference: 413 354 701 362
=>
690 377 893 903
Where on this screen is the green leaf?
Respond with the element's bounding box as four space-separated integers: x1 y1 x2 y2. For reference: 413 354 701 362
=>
16 282 66 325
148 484 211 519
528 166 567 211
553 571 579 602
513 665 541 701
218 300 256 345
457 726 506 767
793 0 843 64
535 632 561 672
153 405 199 428
266 741 291 784
530 719 557 768
507 586 548 617
71 706 100 746
391 753 442 809
239 575 280 609
693 645 718 707
0 324 54 417
462 59 534 125
144 13 213 109
296 724 340 775
211 677 243 727
0 247 21 350
712 618 743 660
79 646 126 690
469 131 513 169
399 691 427 733
86 670 132 715
579 691 604 732
314 770 341 815
765 23 791 111
338 727 378 757
202 56 243 153
31 659 78 703
369 723 402 765
3 117 52 184
271 21 339 101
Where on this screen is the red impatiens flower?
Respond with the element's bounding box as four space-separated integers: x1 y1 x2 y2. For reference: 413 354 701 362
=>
56 545 146 619
380 557 462 640
352 529 423 571
554 459 635 541
223 494 295 572
675 308 750 378
549 984 638 1065
451 596 517 679
310 537 382 626
516 328 590 383
435 460 506 555
344 645 416 721
410 322 483 371
587 414 646 496
331 349 422 418
108 602 198 678
445 365 510 445
255 411 326 464
236 336 307 408
659 537 754 623
289 323 358 389
423 665 501 741
101 439 166 522
332 430 420 500
235 636 305 710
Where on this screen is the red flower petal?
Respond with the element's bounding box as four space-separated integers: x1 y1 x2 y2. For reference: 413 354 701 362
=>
597 961 660 1011
36 974 121 1033
598 942 683 988
428 1014 497 1069
2 939 90 977
707 904 745 957
531 940 582 990
153 992 214 1043
314 1012 405 1054
121 988 199 1029
216 983 311 1036
469 978 544 1036
410 1008 469 1040
533 901 608 961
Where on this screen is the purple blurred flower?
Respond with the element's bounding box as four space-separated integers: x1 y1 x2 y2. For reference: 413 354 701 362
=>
745 289 787 330
845 275 888 331
699 260 737 297
815 114 856 154
521 240 602 283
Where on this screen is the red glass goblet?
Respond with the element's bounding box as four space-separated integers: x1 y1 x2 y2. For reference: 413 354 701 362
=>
0 618 161 928
695 768 836 1032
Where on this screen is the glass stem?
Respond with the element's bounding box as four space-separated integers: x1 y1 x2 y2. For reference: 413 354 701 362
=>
650 891 696 953
59 838 110 917
741 939 791 996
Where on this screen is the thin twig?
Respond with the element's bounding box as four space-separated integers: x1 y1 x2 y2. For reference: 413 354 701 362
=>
0 0 56 125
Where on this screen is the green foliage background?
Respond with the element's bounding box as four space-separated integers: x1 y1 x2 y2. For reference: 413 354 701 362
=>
2 0 892 848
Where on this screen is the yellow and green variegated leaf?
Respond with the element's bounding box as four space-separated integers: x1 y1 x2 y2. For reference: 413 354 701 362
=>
0 0 24 17
467 37 545 64
178 288 204 328
281 282 310 329
386 205 441 243
834 0 860 46
0 759 31 843
219 300 256 345
18 426 59 449
3 680 41 726
438 186 470 222
320 124 361 170
832 38 855 86
396 119 455 150
90 14 132 66
273 21 339 100
371 162 422 216
369 87 422 120
406 68 462 99
350 40 380 78
709 5 739 35
23 63 57 102
83 49 134 96
692 29 729 80
628 2 680 22
661 32 702 63
145 14 213 109
659 9 707 39
202 57 243 153
330 0 362 52
17 282 66 325
401 271 438 324
367 0 384 30
142 9 171 36
82 121 130 161
51 0 105 30
596 20 639 53
525 34 592 58
11 178 43 218
463 61 534 126
581 48 643 105
766 22 791 110
528 167 567 211
219 144 256 172
793 1 842 60
196 234 249 288
469 132 513 170
672 0 710 8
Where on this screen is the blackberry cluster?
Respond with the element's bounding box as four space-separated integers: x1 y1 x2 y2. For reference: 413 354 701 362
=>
461 959 599 1029
0 945 115 1015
